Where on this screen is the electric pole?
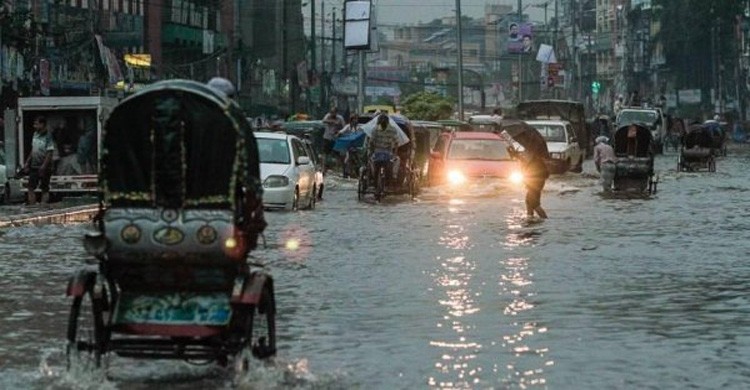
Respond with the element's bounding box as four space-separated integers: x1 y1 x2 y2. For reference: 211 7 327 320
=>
456 0 464 120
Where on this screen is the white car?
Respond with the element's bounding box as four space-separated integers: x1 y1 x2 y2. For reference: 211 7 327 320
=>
526 119 584 174
255 132 317 210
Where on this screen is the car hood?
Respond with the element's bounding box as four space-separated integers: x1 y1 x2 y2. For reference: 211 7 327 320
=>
446 159 521 178
547 142 570 153
260 163 291 180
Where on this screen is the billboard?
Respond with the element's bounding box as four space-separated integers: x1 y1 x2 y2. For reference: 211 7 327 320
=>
507 22 534 54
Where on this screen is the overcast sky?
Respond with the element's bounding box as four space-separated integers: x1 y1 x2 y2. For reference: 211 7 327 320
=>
374 0 545 24
306 0 546 27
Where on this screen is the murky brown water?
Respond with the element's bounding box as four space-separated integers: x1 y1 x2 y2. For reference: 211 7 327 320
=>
2 146 750 389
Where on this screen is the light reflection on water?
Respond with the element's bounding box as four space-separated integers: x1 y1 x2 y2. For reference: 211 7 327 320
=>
4 148 750 388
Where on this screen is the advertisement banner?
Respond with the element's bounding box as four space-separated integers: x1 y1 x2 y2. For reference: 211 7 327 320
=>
507 22 534 54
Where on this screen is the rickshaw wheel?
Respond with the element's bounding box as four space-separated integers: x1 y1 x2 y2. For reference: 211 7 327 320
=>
375 167 385 201
307 186 316 210
66 286 105 369
235 283 276 373
408 171 419 199
357 170 367 201
291 188 300 211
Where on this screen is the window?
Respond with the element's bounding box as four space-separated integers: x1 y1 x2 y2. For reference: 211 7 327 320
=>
530 124 566 143
257 138 291 164
447 139 511 160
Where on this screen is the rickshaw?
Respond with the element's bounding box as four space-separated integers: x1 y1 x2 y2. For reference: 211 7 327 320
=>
612 123 658 194
678 123 716 172
65 80 275 372
357 114 421 201
702 119 727 156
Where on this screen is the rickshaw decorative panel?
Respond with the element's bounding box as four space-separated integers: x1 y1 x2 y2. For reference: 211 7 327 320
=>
104 208 238 262
114 292 232 326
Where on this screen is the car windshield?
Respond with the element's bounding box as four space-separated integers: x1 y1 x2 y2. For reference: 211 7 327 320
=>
618 111 658 126
529 124 566 142
257 138 291 164
447 139 511 160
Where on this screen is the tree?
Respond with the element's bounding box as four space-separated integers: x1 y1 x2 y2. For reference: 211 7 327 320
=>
401 91 454 120
654 0 742 94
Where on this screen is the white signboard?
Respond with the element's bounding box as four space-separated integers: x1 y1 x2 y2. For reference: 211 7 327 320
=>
678 89 702 104
344 1 372 49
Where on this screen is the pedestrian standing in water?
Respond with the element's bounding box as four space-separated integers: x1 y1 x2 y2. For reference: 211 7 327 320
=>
593 136 617 192
521 153 549 219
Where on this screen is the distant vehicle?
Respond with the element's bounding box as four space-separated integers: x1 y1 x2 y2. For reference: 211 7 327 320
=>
436 119 473 132
427 131 524 187
678 123 717 172
525 119 584 174
616 106 667 154
467 114 503 132
255 131 318 210
363 105 398 114
517 99 591 157
4 96 119 202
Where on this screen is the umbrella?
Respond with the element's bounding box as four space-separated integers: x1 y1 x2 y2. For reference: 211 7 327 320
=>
499 120 549 157
333 130 366 153
360 115 410 147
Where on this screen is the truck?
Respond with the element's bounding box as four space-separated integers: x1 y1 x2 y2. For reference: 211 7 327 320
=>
3 96 119 203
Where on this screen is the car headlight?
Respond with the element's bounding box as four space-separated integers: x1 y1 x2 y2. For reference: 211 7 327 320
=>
550 152 564 159
263 175 289 188
509 171 524 184
447 170 466 185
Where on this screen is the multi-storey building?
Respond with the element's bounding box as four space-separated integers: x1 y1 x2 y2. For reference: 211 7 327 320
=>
0 1 304 115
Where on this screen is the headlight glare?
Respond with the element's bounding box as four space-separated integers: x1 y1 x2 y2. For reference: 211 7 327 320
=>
509 171 524 184
447 170 466 185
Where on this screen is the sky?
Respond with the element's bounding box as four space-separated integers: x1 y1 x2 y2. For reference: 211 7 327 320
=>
372 0 545 24
306 0 547 27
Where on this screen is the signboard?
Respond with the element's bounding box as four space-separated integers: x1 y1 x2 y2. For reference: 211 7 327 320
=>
344 1 372 50
507 22 534 54
678 89 702 104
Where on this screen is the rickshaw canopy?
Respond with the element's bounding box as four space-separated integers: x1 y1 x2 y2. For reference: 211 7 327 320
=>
102 79 260 208
613 123 653 157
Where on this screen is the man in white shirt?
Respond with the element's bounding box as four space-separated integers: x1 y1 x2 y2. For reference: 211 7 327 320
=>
593 136 617 192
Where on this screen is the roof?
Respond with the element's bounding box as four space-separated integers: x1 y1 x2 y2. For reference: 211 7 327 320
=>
525 119 572 125
452 131 503 140
254 131 293 140
411 120 444 128
437 119 470 126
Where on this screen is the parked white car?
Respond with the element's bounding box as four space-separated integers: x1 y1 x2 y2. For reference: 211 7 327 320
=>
255 132 317 210
526 119 584 174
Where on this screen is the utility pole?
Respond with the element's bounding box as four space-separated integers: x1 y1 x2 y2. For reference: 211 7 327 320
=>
311 0 316 75
320 1 326 109
332 7 336 74
456 0 464 119
518 0 523 102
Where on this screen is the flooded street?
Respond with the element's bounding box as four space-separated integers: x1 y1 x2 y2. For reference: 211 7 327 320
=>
2 146 750 389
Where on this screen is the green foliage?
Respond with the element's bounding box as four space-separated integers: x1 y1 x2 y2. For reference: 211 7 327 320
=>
401 91 455 121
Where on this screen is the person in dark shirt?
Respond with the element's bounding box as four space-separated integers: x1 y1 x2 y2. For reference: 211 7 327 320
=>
522 153 549 219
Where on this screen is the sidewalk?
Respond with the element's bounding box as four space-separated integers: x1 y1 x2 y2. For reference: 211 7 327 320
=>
0 204 98 228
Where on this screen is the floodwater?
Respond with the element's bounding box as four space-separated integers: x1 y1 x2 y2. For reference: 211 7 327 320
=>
2 145 750 389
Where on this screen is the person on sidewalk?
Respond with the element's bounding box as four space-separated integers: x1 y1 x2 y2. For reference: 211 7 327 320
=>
21 115 56 206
